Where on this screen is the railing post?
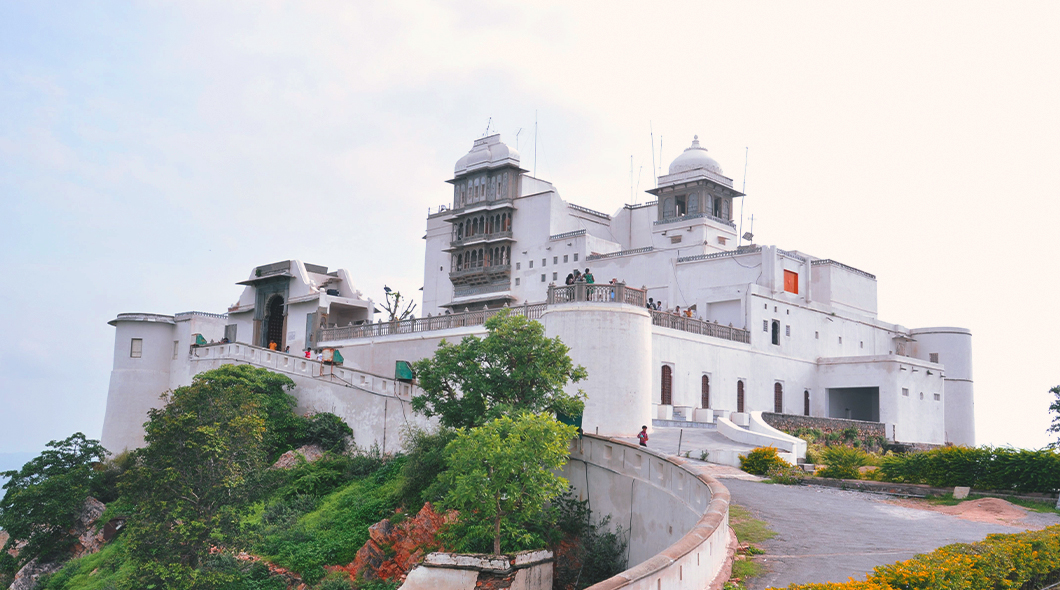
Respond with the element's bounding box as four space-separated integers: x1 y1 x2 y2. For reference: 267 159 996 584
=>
615 282 625 304
575 282 586 302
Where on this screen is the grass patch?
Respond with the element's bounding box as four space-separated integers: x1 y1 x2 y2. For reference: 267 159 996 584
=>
731 558 764 581
729 504 777 545
726 503 777 589
38 537 134 590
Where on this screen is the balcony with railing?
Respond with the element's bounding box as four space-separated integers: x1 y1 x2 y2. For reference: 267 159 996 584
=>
447 230 514 250
654 211 736 229
316 284 750 345
318 302 547 341
449 264 511 285
650 311 751 343
545 282 647 307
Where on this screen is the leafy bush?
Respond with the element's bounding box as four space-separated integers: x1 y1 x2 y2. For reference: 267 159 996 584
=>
766 463 806 485
396 430 458 511
551 492 628 590
739 447 787 476
314 571 354 590
878 446 1060 493
299 413 354 454
785 524 1060 590
817 446 871 480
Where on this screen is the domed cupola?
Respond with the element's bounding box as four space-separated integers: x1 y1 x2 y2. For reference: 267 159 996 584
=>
668 135 723 176
454 134 522 176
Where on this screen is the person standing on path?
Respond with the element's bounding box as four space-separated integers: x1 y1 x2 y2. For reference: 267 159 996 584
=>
638 425 649 447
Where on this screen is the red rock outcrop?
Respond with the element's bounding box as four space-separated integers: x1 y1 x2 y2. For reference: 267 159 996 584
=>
326 503 454 583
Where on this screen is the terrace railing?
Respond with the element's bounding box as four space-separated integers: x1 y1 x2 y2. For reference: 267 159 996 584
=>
319 285 749 345
318 303 546 341
546 282 646 307
650 311 751 344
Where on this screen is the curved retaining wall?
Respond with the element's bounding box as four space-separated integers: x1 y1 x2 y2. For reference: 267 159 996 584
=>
562 434 732 590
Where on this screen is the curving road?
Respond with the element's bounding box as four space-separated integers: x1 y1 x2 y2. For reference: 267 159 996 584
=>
720 477 1060 589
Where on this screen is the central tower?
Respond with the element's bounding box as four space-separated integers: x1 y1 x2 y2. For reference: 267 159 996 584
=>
442 134 526 309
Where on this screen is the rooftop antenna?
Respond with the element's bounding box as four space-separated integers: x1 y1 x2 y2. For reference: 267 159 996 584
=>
483 117 492 137
534 110 538 178
659 135 663 180
738 146 749 247
650 122 658 188
515 128 523 150
635 165 643 204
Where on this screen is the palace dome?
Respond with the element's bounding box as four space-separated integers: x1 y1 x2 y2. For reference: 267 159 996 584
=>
668 136 723 176
455 134 520 175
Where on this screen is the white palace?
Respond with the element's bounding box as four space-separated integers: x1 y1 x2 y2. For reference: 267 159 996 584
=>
100 133 974 462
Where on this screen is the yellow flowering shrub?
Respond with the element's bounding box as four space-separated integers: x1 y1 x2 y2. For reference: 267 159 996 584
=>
777 525 1060 590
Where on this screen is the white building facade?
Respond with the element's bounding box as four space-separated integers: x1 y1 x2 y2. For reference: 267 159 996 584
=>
101 133 974 455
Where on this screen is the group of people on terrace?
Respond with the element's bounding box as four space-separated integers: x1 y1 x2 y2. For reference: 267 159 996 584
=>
564 268 596 285
647 297 700 319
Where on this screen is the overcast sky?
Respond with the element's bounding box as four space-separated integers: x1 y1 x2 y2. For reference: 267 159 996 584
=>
2 1 1058 456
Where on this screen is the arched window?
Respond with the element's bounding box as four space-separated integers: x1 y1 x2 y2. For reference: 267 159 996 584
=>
661 365 673 405
478 248 484 267
456 253 462 270
804 390 810 416
737 380 745 413
688 192 698 214
701 375 710 408
470 250 477 268
771 320 780 346
774 383 783 413
663 198 674 218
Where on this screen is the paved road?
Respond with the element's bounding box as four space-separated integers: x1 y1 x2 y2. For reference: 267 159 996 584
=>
721 478 1060 589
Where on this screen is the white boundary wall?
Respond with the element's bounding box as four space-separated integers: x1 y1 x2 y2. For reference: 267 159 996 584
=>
563 434 733 590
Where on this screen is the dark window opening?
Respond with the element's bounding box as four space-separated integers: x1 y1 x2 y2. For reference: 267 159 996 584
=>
771 320 780 345
737 380 745 413
661 365 673 405
804 390 810 416
774 383 783 413
701 375 710 408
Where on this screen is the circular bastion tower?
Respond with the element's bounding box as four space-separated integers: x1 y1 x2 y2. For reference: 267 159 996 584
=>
100 313 177 453
541 300 653 437
910 327 974 446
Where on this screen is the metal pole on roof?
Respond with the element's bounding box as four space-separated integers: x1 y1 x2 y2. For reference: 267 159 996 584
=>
738 147 749 248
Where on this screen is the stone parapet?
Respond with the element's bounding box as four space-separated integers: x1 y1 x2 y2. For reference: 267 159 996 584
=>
761 413 885 440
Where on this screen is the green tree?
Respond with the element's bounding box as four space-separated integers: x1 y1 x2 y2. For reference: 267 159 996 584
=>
196 364 300 459
0 433 108 577
441 413 578 554
1049 385 1060 447
120 367 271 588
411 311 587 429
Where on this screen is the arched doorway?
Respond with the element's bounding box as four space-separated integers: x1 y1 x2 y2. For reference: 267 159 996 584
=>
661 365 673 405
774 383 783 413
265 295 285 349
737 380 745 413
701 375 710 408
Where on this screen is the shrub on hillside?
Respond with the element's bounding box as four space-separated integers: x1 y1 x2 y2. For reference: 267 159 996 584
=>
739 447 787 476
397 427 458 510
817 446 872 480
878 446 1060 493
766 463 806 485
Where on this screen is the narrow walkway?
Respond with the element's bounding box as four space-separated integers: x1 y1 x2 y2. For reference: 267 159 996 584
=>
618 425 758 468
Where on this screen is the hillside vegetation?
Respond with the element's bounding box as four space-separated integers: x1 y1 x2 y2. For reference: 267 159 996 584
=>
1 313 627 590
